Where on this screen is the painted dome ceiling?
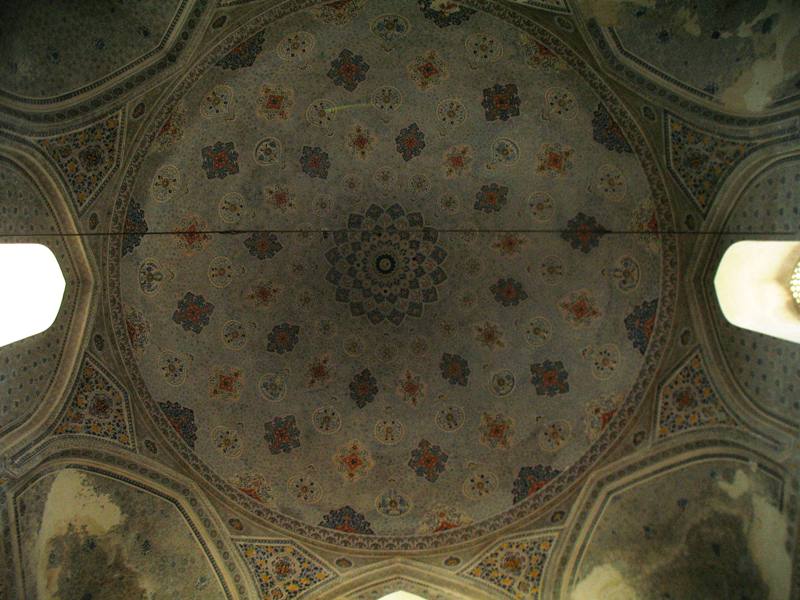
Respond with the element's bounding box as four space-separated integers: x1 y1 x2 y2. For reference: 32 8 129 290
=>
114 0 673 543
3 0 799 598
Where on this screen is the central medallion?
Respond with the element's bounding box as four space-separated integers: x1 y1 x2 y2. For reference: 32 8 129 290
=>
325 203 447 325
375 253 397 275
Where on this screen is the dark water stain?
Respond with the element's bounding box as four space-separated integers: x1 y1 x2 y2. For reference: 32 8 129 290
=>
48 523 147 600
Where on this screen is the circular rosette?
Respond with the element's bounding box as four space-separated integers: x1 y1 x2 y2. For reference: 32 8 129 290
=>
276 31 315 65
253 137 283 167
465 32 503 68
436 98 467 133
305 98 337 133
325 204 448 325
371 86 402 121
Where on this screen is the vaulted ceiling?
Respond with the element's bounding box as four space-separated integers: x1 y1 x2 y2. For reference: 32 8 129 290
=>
0 1 798 599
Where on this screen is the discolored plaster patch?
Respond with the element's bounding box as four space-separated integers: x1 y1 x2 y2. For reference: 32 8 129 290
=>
15 467 227 599
717 469 792 600
579 0 800 112
569 461 790 600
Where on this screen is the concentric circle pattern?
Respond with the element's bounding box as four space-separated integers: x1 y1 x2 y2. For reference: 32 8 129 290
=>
116 0 670 542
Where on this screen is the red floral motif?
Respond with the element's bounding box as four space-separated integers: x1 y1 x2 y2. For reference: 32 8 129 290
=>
493 234 525 256
479 413 515 449
536 143 573 176
407 50 448 90
474 322 505 350
174 215 210 255
333 440 374 481
258 84 293 120
558 289 602 327
396 369 426 406
345 124 376 159
264 184 294 212
208 366 243 401
418 506 472 534
201 141 239 179
442 145 472 178
307 354 333 387
246 281 281 308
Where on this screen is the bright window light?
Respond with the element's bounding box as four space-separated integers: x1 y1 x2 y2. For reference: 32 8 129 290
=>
0 243 66 347
714 241 800 344
378 593 428 600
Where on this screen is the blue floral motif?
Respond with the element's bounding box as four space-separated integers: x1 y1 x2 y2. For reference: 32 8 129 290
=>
474 183 508 213
264 415 301 454
217 30 266 70
439 353 470 386
512 464 560 503
395 122 426 161
530 360 570 396
375 489 412 516
561 212 608 253
172 292 214 333
327 49 370 91
418 0 475 27
244 232 282 259
625 298 658 355
319 506 374 534
350 368 378 408
490 277 528 306
267 323 300 354
122 199 147 256
591 103 632 153
201 141 239 179
482 83 521 121
299 146 331 179
372 15 409 45
408 439 449 482
159 401 198 448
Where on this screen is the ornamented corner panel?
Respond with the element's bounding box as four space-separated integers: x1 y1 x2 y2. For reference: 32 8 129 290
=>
8 352 136 468
572 2 800 124
0 151 94 448
654 347 739 441
664 112 765 216
554 448 795 600
653 346 790 453
105 0 678 551
459 532 559 599
0 0 212 123
6 454 250 599
29 109 126 216
234 537 338 599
